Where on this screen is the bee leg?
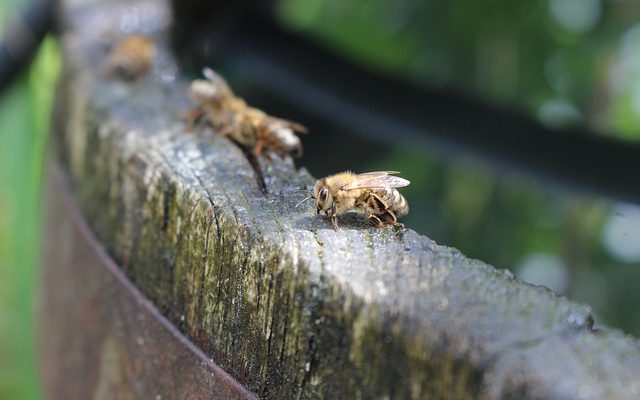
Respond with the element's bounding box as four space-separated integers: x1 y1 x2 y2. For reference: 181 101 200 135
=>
361 195 389 229
331 214 340 231
382 211 405 235
183 108 204 131
253 139 264 156
254 126 266 156
359 206 378 227
393 221 406 237
378 209 405 233
358 204 373 220
236 144 268 194
383 210 398 223
218 124 233 137
330 204 339 231
393 221 405 233
369 214 386 229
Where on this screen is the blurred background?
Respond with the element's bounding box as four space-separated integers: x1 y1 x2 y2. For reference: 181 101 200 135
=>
0 0 59 398
268 0 640 332
2 0 640 398
271 0 640 326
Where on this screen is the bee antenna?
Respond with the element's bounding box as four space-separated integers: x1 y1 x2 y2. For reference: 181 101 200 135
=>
295 195 313 208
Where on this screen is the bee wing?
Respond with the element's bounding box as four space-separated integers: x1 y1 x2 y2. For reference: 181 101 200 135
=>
342 171 410 190
202 67 232 92
263 116 308 134
265 116 308 134
357 171 401 177
285 120 308 134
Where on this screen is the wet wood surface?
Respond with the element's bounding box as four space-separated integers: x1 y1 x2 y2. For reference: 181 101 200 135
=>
43 0 640 398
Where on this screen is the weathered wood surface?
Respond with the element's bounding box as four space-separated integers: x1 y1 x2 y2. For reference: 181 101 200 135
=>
40 166 256 400
51 0 640 398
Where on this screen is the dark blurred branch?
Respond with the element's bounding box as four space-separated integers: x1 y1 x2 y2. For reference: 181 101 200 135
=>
170 0 274 68
0 0 54 94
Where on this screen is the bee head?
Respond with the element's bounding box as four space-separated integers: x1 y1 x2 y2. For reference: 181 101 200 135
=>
313 180 332 215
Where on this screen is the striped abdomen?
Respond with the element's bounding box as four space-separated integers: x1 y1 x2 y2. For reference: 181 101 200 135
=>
374 187 409 217
261 124 303 157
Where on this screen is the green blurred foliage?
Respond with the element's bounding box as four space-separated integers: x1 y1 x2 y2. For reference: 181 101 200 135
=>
278 0 640 139
363 145 640 332
278 0 640 335
0 35 60 400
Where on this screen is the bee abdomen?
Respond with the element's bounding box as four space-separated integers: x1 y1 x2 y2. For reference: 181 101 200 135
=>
263 126 303 157
374 188 409 217
389 188 409 217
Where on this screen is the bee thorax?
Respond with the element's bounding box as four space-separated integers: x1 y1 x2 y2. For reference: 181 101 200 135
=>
190 80 219 103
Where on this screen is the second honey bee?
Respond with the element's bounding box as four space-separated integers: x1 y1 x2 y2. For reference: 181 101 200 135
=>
104 35 156 80
306 171 410 230
189 67 307 158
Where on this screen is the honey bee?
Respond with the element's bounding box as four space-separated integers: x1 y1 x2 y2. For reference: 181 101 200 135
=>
189 67 307 158
104 35 156 80
305 171 410 230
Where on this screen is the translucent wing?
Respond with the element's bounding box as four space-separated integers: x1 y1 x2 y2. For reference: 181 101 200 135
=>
265 116 309 134
342 171 410 190
284 119 309 134
202 67 232 93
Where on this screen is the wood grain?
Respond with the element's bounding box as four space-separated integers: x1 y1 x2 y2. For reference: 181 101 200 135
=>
50 0 640 398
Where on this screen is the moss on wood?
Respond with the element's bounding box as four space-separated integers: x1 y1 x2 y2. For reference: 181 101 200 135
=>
54 0 640 398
